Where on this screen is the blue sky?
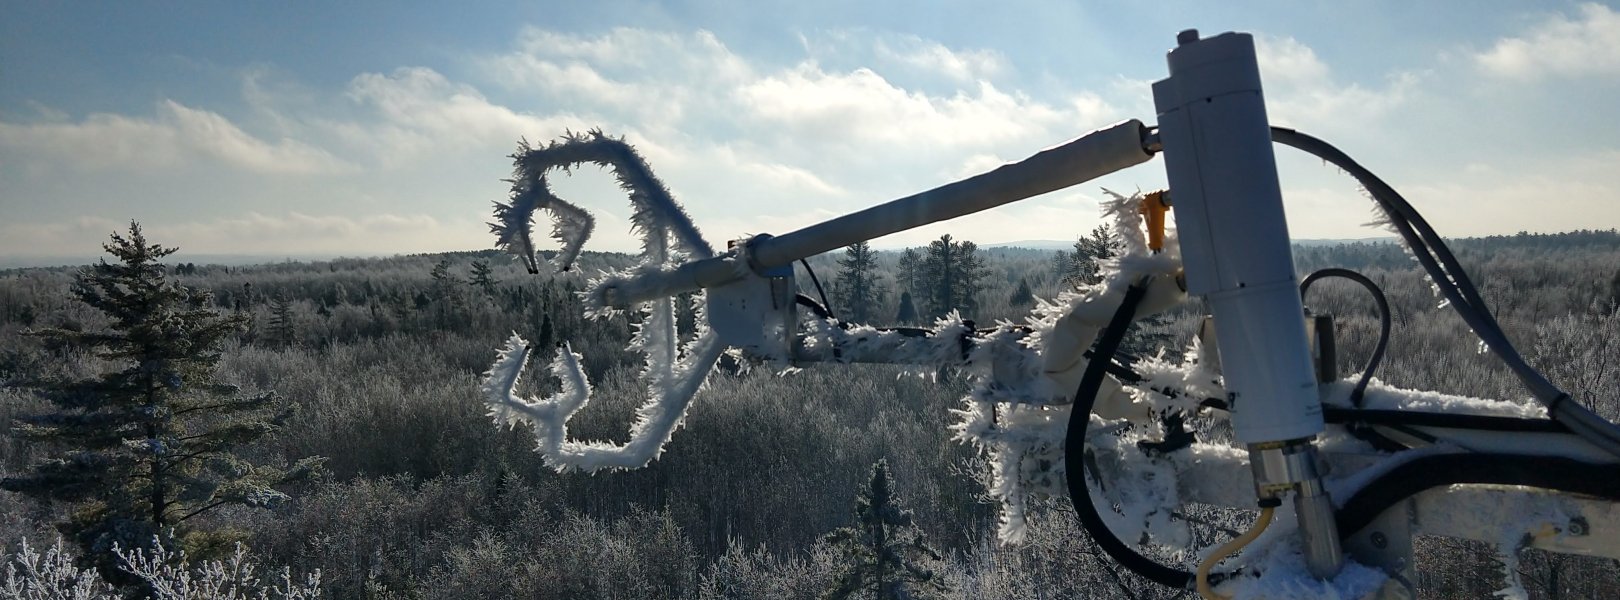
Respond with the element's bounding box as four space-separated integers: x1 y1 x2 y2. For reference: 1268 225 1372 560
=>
4 1 1619 260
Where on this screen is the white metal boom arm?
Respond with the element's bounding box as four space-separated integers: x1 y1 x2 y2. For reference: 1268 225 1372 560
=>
597 118 1154 308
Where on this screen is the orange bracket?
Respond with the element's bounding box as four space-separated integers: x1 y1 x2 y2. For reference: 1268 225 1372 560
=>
1140 190 1172 252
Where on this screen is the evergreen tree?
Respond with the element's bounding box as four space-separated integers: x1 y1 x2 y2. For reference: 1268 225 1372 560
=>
920 234 987 319
267 293 297 347
824 460 944 600
895 291 919 325
896 248 924 295
1608 270 1620 311
428 259 464 325
469 259 499 296
236 282 254 312
0 223 322 576
1056 224 1120 287
1009 276 1035 307
430 259 462 295
833 242 883 323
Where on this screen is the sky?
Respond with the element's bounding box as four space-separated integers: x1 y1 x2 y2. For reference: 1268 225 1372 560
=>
3 1 1620 262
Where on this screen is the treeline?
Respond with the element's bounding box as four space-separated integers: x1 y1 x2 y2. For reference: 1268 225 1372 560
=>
2 227 1619 598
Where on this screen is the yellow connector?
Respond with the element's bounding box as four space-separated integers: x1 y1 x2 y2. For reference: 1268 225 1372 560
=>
1141 190 1172 252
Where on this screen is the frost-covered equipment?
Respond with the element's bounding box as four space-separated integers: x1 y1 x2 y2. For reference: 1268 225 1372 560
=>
1153 30 1342 581
479 30 1620 600
483 131 727 473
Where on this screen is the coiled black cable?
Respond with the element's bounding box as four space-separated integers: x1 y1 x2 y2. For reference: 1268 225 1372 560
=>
1299 268 1390 409
1300 268 1403 450
1065 280 1227 589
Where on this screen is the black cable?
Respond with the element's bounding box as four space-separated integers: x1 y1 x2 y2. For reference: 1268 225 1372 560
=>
1301 268 1403 451
1066 280 1220 589
1336 453 1620 538
1271 127 1620 459
1300 268 1390 409
795 294 832 320
1199 397 1570 434
1322 407 1569 433
799 258 835 320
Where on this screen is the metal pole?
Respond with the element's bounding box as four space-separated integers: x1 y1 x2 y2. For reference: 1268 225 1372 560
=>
603 119 1155 306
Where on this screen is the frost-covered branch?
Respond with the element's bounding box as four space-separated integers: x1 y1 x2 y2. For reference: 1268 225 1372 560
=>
2 538 112 600
1 537 320 600
115 540 321 600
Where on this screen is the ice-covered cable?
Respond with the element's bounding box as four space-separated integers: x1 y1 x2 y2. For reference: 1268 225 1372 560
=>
1271 126 1620 459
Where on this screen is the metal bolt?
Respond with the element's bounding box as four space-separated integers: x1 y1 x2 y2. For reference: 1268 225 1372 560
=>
1569 518 1590 536
1177 29 1200 45
1370 532 1388 549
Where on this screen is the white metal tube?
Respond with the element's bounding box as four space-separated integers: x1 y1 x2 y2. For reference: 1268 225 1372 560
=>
604 120 1155 307
753 119 1154 269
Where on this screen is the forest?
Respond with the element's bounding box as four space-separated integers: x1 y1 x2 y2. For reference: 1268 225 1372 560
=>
3 224 1620 599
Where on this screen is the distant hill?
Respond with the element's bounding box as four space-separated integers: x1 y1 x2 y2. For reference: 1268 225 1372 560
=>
982 240 1073 251
0 253 346 270
983 237 1396 251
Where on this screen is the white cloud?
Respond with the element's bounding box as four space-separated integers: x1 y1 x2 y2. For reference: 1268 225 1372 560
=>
482 28 752 130
1476 3 1620 79
481 27 1110 153
0 211 489 257
467 26 1115 246
25 24 1603 263
873 35 1006 82
1395 149 1620 236
0 100 348 174
338 67 587 164
1254 35 1415 129
736 66 1074 148
511 27 748 77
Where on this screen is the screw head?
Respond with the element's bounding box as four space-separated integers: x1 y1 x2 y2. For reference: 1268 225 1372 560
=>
1569 518 1590 536
1370 532 1388 549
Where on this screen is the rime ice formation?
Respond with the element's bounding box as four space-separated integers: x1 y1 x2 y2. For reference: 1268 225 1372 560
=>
483 131 722 473
492 130 712 274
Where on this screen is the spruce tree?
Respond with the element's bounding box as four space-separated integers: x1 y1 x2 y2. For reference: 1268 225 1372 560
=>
1009 276 1035 307
469 259 499 296
894 291 919 325
1 222 321 574
896 248 924 296
833 241 882 323
824 460 944 600
266 293 296 347
920 234 987 319
428 258 465 326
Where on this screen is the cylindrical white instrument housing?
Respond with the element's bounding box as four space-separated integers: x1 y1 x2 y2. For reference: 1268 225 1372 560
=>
1152 31 1323 444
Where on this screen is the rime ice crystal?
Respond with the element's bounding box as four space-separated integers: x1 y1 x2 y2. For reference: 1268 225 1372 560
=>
483 131 723 473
